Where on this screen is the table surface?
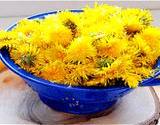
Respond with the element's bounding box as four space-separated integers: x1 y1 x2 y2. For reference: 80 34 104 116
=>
1 9 160 125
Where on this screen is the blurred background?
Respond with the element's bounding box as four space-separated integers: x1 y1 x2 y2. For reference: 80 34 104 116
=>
1 1 160 29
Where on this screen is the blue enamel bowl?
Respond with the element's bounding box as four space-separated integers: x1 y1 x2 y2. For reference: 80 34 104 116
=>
1 10 160 115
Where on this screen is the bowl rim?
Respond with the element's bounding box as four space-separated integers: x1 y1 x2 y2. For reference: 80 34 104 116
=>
0 10 158 91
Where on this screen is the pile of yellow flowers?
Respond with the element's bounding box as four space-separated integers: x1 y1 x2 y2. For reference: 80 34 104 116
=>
0 4 160 88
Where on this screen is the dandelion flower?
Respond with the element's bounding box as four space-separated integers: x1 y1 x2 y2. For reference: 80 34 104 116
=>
66 36 96 63
14 19 40 36
97 38 128 58
10 44 41 74
58 11 81 37
65 64 96 86
122 8 152 36
41 61 67 83
43 23 73 47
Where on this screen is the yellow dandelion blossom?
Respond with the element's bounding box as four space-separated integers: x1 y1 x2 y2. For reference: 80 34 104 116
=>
122 73 142 88
57 11 81 37
42 23 73 47
44 44 67 61
97 38 128 58
42 14 60 25
140 27 160 49
104 17 124 36
66 36 96 63
122 8 152 36
10 44 41 74
92 55 133 86
82 19 124 37
124 18 143 35
132 34 151 55
135 67 152 79
81 23 105 36
109 56 141 88
0 31 17 48
41 61 67 83
65 64 96 86
83 3 121 25
28 31 47 48
132 34 159 67
122 8 152 26
14 19 40 36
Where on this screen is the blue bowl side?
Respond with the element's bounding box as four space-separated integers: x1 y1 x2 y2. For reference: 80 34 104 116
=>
24 78 132 114
39 94 117 115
